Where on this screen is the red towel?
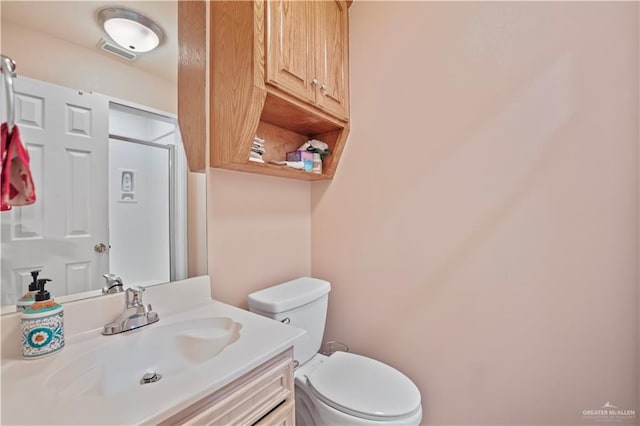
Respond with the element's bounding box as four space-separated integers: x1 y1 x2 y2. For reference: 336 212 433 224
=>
1 123 36 211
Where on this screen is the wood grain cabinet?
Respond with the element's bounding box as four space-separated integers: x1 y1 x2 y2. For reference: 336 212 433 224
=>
265 0 349 122
178 0 351 180
159 349 295 426
265 1 316 106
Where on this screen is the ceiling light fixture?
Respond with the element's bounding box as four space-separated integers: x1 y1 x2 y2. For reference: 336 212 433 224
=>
98 7 165 53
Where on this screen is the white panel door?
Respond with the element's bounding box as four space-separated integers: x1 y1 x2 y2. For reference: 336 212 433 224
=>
1 76 109 304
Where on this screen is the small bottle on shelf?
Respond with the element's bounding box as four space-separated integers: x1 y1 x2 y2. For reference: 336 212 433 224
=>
312 153 322 174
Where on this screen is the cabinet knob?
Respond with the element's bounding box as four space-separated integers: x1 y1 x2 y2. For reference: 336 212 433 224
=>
311 78 318 86
320 83 328 92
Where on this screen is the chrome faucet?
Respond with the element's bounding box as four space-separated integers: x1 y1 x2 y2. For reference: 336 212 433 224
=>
102 286 159 335
102 273 124 294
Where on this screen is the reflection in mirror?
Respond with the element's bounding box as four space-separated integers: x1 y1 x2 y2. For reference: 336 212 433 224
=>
0 1 207 313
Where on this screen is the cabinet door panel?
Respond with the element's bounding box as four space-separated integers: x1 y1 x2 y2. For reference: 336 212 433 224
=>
160 349 295 426
265 0 315 104
315 0 349 121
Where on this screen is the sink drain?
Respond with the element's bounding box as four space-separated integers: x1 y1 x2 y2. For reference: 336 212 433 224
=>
140 372 162 385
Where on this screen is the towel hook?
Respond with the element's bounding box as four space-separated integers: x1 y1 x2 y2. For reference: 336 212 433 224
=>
0 54 17 132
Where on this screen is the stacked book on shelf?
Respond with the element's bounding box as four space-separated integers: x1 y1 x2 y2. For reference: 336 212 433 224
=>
248 136 266 163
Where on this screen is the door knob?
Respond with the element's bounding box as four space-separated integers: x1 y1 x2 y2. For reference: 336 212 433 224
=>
94 243 108 253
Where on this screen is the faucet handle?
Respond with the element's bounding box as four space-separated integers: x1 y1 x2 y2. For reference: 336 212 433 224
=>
102 273 124 294
125 286 145 308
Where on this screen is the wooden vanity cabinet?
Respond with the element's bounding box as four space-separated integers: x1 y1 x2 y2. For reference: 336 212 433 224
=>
178 0 351 180
160 349 295 426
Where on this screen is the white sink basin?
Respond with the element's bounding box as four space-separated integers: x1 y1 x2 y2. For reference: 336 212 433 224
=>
1 277 305 426
45 317 242 398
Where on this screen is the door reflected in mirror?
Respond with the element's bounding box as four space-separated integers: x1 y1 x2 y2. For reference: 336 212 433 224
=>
0 1 207 313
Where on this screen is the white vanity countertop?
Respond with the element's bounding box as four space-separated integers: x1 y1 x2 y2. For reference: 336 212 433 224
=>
0 277 304 425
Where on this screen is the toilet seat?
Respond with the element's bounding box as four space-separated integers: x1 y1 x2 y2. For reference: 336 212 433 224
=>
306 352 421 421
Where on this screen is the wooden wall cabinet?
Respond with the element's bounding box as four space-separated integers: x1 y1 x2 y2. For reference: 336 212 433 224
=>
315 0 350 122
179 0 351 180
264 1 316 107
265 0 349 122
159 349 295 425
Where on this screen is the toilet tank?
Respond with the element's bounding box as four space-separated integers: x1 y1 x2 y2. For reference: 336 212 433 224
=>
248 277 331 365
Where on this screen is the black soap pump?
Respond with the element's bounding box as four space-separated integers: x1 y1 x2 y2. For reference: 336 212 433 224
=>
16 270 41 311
21 278 65 359
34 278 53 302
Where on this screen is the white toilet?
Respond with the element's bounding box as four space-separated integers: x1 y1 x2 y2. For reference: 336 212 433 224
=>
248 277 423 426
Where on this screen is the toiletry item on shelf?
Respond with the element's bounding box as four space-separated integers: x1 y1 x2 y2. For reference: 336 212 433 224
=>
298 139 329 153
249 136 266 163
16 269 41 312
287 151 313 172
286 150 314 163
303 159 313 172
297 139 330 160
249 151 264 163
268 160 305 170
312 153 322 174
286 150 314 172
21 278 64 359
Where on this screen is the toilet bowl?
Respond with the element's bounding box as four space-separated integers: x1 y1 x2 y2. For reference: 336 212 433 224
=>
247 277 423 426
294 352 422 425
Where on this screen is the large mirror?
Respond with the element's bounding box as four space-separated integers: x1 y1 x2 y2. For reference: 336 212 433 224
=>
0 1 207 313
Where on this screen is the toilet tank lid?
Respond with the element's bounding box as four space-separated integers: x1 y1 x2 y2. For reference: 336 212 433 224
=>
248 277 331 314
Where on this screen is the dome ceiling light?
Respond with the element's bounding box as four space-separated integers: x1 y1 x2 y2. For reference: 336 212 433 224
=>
98 7 165 53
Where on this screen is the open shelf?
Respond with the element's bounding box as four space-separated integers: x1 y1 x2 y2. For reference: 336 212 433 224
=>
222 161 333 181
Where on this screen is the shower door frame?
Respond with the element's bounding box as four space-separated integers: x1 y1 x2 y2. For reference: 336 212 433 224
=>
108 134 177 282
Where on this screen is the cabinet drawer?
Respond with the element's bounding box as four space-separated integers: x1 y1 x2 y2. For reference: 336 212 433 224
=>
161 349 294 426
255 400 294 426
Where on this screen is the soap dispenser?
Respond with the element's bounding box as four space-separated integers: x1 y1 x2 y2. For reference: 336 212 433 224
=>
16 270 41 312
20 279 65 359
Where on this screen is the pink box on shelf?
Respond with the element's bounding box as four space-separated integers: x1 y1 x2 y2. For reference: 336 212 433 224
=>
286 150 314 162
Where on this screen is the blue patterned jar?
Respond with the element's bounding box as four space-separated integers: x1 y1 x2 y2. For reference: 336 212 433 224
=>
20 279 64 359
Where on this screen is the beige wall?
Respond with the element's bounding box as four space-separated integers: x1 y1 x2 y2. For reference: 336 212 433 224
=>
207 169 311 308
1 21 176 113
188 172 208 278
311 2 639 425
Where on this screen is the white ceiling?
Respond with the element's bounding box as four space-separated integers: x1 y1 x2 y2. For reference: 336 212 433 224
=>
1 1 177 83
